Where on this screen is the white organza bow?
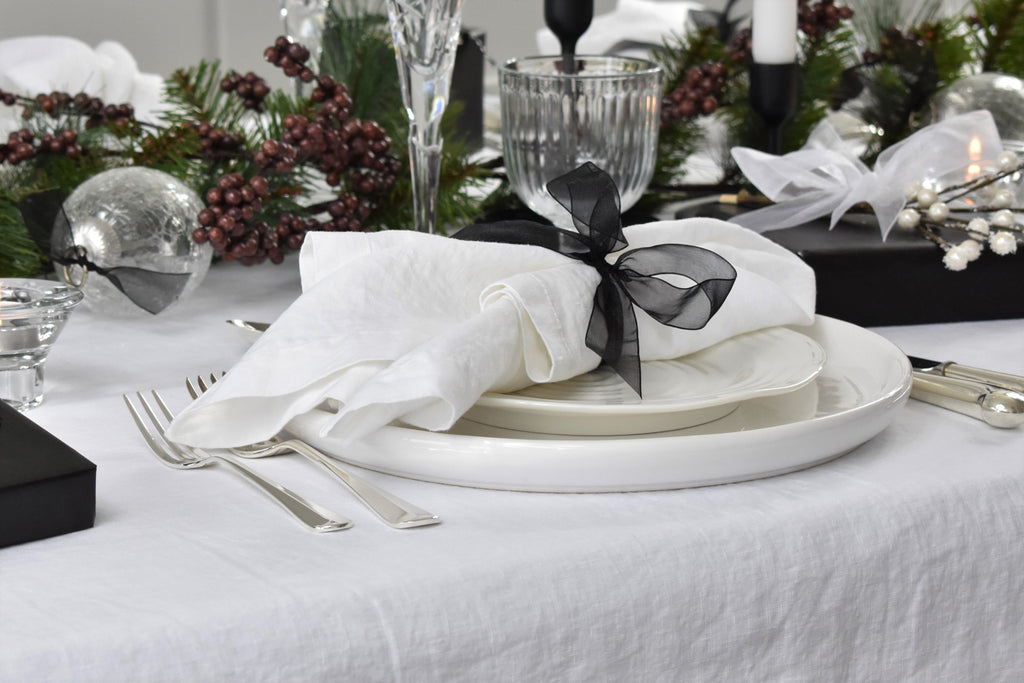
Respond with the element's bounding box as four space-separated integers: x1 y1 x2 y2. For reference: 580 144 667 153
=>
730 110 1005 238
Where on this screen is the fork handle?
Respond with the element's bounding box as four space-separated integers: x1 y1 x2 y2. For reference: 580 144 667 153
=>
284 441 439 529
211 453 353 532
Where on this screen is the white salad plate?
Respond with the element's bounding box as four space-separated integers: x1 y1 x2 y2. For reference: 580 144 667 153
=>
463 326 826 435
286 316 912 492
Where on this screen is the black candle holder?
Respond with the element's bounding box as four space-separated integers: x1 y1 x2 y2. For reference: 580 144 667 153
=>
749 62 800 155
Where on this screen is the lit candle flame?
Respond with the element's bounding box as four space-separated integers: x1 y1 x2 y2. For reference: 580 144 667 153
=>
966 136 983 181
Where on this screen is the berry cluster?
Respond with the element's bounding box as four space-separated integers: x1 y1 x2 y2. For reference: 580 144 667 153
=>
797 0 853 40
1 129 37 164
662 61 728 125
272 195 374 252
193 173 281 265
184 120 244 156
862 27 928 66
254 139 298 174
728 28 752 64
1 127 82 164
220 71 271 111
309 75 352 114
322 193 373 232
191 37 405 263
20 90 136 127
264 35 315 83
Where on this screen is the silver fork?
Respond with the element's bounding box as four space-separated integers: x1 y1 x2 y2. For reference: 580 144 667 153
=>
124 390 352 533
187 375 440 529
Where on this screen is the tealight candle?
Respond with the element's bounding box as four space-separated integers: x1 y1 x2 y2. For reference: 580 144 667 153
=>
0 279 83 410
752 0 798 65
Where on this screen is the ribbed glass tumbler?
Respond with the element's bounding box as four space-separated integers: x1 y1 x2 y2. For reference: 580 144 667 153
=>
499 55 663 229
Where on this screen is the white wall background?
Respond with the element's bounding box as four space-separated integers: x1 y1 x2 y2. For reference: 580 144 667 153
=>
0 0 625 86
0 0 969 89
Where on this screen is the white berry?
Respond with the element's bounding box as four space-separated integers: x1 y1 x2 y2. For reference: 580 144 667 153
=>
927 202 950 222
992 209 1016 228
990 231 1018 255
897 208 921 229
998 151 1020 172
967 217 990 235
916 188 938 208
904 181 923 200
942 247 969 271
990 189 1015 209
959 239 982 261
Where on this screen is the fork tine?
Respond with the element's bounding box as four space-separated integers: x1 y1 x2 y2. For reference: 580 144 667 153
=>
150 390 176 424
196 374 211 393
186 376 201 400
123 393 189 467
139 391 197 465
127 389 352 532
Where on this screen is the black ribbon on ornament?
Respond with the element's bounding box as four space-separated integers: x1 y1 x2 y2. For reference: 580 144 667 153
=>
455 163 737 396
17 189 191 314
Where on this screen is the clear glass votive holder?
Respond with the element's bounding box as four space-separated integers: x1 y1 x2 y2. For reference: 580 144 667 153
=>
499 55 664 229
0 279 84 410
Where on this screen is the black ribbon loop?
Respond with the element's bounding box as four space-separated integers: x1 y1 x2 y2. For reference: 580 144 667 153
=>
17 189 191 314
456 162 737 396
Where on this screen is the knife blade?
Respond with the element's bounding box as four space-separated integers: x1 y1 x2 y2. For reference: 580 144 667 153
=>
908 355 1024 395
226 319 270 334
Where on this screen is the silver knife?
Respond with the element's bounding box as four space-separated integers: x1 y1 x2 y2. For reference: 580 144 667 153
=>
908 355 1024 395
227 319 270 334
910 363 1024 429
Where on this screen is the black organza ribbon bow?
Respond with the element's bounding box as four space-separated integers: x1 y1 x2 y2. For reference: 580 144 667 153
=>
18 189 191 314
455 163 737 396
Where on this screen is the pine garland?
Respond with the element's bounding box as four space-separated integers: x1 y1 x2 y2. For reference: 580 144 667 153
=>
2 0 1023 277
971 0 1024 74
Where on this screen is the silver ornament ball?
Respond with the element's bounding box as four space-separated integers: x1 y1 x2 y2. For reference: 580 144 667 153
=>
57 167 212 315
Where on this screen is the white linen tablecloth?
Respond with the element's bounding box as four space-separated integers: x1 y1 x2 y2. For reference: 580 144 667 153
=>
1 257 1022 682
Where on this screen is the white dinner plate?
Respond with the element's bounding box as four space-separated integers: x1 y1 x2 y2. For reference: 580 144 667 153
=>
463 327 826 436
286 316 912 492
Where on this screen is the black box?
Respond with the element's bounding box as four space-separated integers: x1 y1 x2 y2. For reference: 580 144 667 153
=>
685 203 1024 326
0 401 96 548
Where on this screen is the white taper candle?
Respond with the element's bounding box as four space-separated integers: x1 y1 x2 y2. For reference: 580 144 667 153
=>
751 0 798 64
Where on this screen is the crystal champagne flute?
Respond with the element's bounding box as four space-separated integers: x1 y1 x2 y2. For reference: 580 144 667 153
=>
385 0 463 233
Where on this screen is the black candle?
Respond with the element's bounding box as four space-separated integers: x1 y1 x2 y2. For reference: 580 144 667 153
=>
544 0 593 74
749 0 799 153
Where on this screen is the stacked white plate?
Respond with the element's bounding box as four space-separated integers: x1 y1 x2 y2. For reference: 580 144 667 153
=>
287 316 913 492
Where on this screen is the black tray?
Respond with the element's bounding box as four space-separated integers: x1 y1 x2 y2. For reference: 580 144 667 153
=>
685 203 1024 326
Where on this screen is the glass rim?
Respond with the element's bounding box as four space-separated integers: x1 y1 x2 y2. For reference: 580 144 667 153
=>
499 55 663 79
0 278 84 320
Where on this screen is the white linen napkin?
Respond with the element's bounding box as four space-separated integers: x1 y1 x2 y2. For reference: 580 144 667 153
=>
536 0 704 59
0 36 164 133
167 218 815 448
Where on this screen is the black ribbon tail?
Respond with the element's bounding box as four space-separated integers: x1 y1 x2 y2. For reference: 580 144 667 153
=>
585 277 642 395
15 189 68 256
103 267 192 314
